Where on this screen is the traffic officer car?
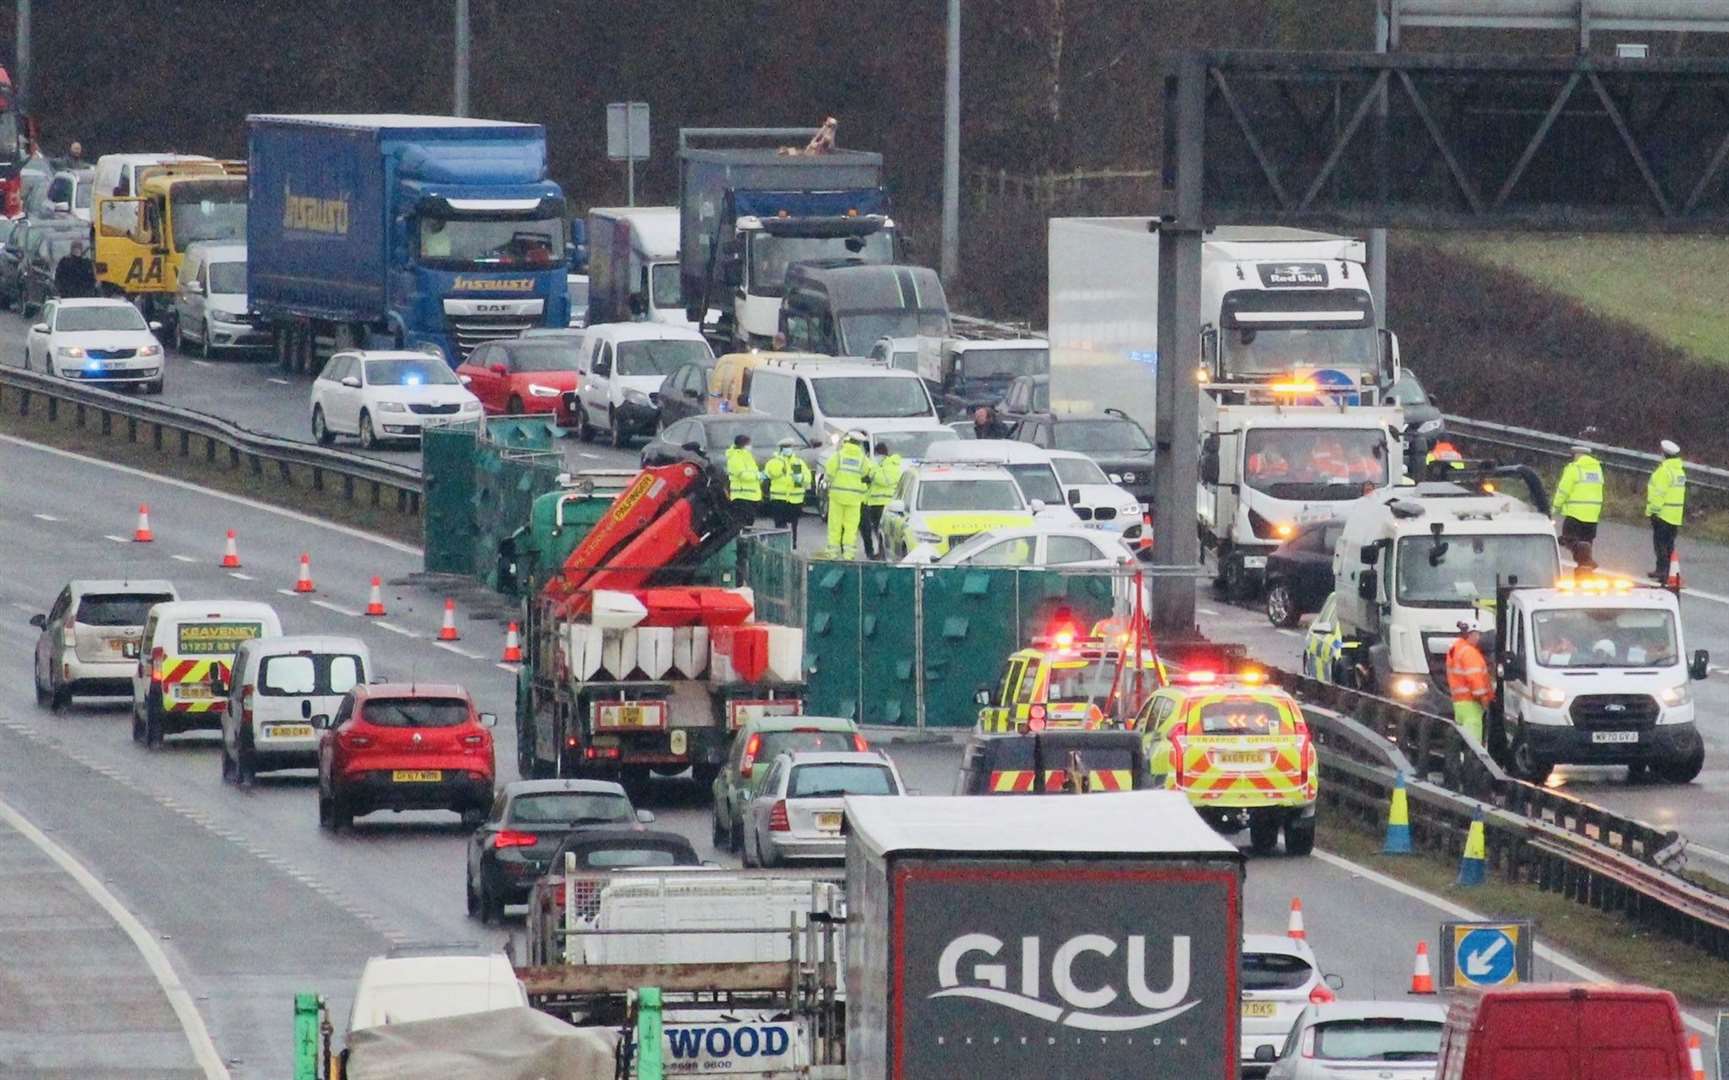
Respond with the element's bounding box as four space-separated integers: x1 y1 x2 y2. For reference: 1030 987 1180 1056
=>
880 461 1038 561
976 627 1166 732
1133 671 1318 854
32 579 178 710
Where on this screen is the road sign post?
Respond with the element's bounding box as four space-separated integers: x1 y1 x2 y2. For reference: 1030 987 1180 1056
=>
1437 920 1534 990
606 101 650 207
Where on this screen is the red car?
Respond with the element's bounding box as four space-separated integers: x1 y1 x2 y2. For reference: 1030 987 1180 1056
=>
456 337 585 422
317 683 496 831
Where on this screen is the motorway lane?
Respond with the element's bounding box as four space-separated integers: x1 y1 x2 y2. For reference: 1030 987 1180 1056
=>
0 436 1596 1076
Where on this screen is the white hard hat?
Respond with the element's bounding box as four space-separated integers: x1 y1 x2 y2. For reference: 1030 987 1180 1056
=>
847 429 868 442
1660 438 1680 455
777 436 799 449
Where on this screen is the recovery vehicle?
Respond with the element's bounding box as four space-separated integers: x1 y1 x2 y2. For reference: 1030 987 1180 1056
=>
515 458 804 789
94 160 246 316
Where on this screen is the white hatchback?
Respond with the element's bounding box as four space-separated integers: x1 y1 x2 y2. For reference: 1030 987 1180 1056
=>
310 350 482 448
25 298 166 393
1241 933 1341 1077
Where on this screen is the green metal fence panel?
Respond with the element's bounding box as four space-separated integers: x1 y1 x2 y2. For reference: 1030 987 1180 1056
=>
859 565 918 727
423 423 480 574
801 561 863 720
917 566 1023 728
743 535 805 628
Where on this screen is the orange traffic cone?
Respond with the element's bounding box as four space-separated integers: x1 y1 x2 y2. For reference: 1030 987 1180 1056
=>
1687 1034 1706 1080
365 577 387 617
220 529 241 568
1287 897 1306 941
133 504 154 543
1409 941 1434 995
502 622 523 663
293 553 315 594
1666 548 1683 592
438 598 460 641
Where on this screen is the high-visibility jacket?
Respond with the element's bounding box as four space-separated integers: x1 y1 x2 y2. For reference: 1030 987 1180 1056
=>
725 446 762 502
764 450 811 504
825 442 872 503
1551 454 1604 524
1645 456 1686 527
1445 637 1493 705
866 453 903 507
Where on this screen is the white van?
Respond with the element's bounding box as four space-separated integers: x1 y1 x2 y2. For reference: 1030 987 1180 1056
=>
569 322 713 448
173 242 266 356
742 358 937 447
348 950 528 1033
131 600 283 748
217 635 372 782
922 439 1082 528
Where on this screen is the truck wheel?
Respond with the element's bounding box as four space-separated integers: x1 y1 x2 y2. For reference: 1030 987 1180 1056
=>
275 328 294 372
1222 557 1256 603
1653 750 1704 785
1283 816 1316 856
1510 734 1553 785
1248 815 1281 854
1265 582 1300 628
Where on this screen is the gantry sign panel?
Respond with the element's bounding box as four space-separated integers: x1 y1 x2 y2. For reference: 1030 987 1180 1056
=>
1158 51 1729 233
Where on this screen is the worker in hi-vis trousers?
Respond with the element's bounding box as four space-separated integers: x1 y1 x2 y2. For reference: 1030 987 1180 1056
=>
822 430 874 559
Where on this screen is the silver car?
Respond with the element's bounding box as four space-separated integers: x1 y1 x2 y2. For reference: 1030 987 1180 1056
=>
740 751 904 867
1242 933 1342 1077
31 579 179 710
1264 1000 1446 1080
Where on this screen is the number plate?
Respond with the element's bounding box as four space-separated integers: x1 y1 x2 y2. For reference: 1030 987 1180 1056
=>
1241 1001 1278 1018
265 724 314 739
392 770 443 782
815 811 843 832
1591 730 1640 744
1214 751 1270 766
174 683 212 700
1241 556 1268 569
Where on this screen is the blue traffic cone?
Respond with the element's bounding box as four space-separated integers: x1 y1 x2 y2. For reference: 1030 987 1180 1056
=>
1456 807 1487 886
1383 772 1413 854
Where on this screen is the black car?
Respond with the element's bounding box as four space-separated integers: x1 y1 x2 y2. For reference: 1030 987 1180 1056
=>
1014 409 1157 510
1381 369 1444 466
1263 518 1343 628
21 233 80 316
0 218 85 310
465 779 653 923
956 731 1150 796
996 373 1049 427
654 357 718 429
642 414 810 470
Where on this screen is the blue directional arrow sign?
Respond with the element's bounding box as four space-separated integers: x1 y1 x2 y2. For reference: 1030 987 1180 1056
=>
1452 925 1518 987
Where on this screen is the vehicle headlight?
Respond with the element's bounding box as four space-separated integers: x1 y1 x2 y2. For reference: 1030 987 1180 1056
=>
1533 684 1567 707
1417 418 1443 434
210 310 244 324
623 388 650 405
458 374 473 385
1108 472 1124 483
527 383 560 398
56 346 85 358
1120 471 1139 484
138 345 162 357
461 400 482 412
1657 684 1690 708
377 401 407 413
1391 676 1425 699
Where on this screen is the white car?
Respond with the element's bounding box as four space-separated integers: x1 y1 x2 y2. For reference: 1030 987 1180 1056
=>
25 299 166 393
1047 449 1146 540
570 322 713 448
1241 933 1341 1077
1264 1000 1446 1080
310 350 481 448
174 242 268 356
936 526 1136 568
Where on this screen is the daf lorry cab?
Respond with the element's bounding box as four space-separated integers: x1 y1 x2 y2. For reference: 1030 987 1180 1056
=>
1329 482 1560 712
1494 578 1707 784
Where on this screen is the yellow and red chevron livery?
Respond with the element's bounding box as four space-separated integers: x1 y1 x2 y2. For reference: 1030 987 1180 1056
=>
159 657 231 714
986 768 1136 793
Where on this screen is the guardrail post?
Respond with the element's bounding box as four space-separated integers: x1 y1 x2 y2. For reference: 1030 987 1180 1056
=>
312 466 324 493
204 436 216 464
152 422 163 451
47 396 57 421
74 402 85 428
100 409 111 436
126 416 137 443
178 429 189 457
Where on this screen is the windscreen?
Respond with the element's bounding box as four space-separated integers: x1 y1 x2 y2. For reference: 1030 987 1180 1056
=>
1312 1019 1442 1062
1051 420 1153 453
1534 607 1678 668
418 214 563 268
748 232 895 297
365 358 460 386
1053 457 1110 485
1243 428 1388 498
876 429 957 459
170 188 247 249
957 348 1050 383
509 792 632 826
1385 373 1429 408
916 478 1024 512
1242 951 1314 992
56 305 147 332
361 698 469 728
1003 463 1064 505
650 263 682 308
207 261 246 295
75 593 173 627
258 654 363 696
584 847 683 868
75 177 92 210
1046 663 1117 704
788 763 898 797
704 419 799 449
1194 699 1283 735
759 730 856 760
505 343 583 373
1219 288 1377 376
1395 534 1558 608
838 311 950 355
615 339 708 377
812 376 933 419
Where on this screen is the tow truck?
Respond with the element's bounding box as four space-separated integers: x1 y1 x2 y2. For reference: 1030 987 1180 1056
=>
516 458 803 789
1133 670 1319 855
94 159 246 317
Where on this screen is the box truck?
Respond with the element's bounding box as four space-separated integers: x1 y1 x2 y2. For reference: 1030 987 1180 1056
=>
585 205 693 329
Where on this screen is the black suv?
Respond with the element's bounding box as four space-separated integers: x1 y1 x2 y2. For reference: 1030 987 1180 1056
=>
1014 409 1156 510
956 730 1150 795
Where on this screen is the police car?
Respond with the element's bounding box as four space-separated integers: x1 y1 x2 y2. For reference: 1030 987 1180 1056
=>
1132 670 1318 855
880 461 1037 562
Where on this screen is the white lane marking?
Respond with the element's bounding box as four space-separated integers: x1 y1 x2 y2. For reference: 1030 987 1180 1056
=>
227 572 253 581
275 588 302 598
104 534 130 544
267 378 289 386
31 512 59 522
190 360 213 369
0 795 230 1079
435 641 484 661
0 435 421 555
496 662 520 674
170 554 197 563
578 452 600 459
1197 607 1219 616
375 621 419 638
311 599 362 618
1314 848 1717 1038
1277 628 1299 637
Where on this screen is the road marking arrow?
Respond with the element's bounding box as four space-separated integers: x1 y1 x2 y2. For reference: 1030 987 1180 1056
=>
1464 936 1507 978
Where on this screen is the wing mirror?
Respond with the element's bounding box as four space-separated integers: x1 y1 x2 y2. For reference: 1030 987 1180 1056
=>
974 687 991 705
1067 488 1082 506
1199 449 1220 485
886 499 906 515
1501 655 1526 683
148 321 162 333
1324 973 1344 990
1357 568 1378 601
636 809 656 824
1029 499 1047 513
30 322 47 334
340 376 361 389
1359 544 1379 566
1691 649 1710 681
1252 1045 1278 1063
184 281 203 295
28 613 45 628
479 712 498 728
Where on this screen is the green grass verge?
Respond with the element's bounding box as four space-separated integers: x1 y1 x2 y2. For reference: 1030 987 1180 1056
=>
1322 804 1729 1008
0 396 422 546
1438 233 1729 368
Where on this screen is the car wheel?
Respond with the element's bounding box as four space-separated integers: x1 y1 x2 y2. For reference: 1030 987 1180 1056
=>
201 320 213 359
480 876 504 925
712 810 729 850
331 795 354 831
1265 582 1300 628
318 790 334 830
237 739 257 785
608 407 625 449
359 410 378 450
173 318 186 353
1653 749 1705 785
144 707 164 750
507 395 524 415
132 703 145 744
1248 816 1281 854
465 871 480 918
741 826 758 867
1510 732 1553 785
311 406 333 446
1283 817 1316 856
574 404 593 443
730 817 745 856
48 683 69 712
221 741 237 784
33 665 48 706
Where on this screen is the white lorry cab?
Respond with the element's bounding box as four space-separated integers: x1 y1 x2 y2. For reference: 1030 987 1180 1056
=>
1200 393 1406 599
1329 479 1560 713
1494 578 1707 785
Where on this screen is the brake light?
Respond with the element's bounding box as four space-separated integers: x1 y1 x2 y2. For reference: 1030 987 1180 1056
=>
740 733 762 777
462 733 486 748
494 830 537 850
1300 744 1315 788
150 646 165 684
852 733 869 752
1300 1028 1317 1059
1308 982 1336 1005
241 685 254 726
769 800 789 832
583 746 620 760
